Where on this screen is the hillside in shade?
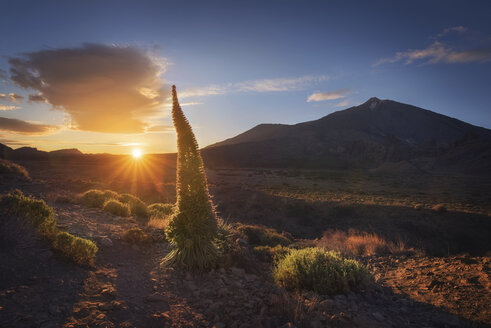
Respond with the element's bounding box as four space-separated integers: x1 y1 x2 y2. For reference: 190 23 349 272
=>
203 98 491 173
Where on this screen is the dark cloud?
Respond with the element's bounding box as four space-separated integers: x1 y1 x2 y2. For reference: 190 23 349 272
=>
9 43 168 133
0 116 58 134
0 69 7 81
28 94 46 103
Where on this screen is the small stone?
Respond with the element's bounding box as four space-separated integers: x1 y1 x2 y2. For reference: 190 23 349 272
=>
146 294 167 303
213 323 226 328
372 312 384 321
236 238 248 246
100 237 113 247
230 267 245 276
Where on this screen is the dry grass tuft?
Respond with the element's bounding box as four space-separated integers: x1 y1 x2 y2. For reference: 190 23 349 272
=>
316 229 409 256
269 291 319 328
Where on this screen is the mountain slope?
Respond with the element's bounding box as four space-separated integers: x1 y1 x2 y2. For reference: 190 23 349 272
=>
203 98 491 172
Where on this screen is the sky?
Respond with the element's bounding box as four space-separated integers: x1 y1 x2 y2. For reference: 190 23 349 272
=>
0 0 490 154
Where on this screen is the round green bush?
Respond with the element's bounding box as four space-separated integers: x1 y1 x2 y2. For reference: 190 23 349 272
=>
148 203 175 217
103 199 130 217
273 247 370 295
118 193 148 218
54 231 98 265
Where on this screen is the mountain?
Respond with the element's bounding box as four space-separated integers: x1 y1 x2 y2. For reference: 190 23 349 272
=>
203 97 491 173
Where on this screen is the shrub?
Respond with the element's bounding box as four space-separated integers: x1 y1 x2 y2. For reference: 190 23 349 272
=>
236 224 292 247
0 191 55 236
103 199 130 217
253 245 291 262
273 248 370 295
122 228 149 244
269 291 318 328
317 229 408 256
148 203 175 217
164 85 218 271
54 231 98 265
215 218 233 253
80 189 109 208
0 159 29 179
118 193 148 218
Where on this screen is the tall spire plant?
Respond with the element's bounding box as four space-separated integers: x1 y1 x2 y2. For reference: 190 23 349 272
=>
164 85 218 271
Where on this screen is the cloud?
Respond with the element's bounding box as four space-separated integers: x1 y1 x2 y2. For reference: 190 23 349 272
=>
0 105 20 111
375 27 491 66
236 75 328 92
145 125 174 133
9 93 23 102
0 94 6 100
435 26 468 39
8 43 169 133
307 88 351 102
333 99 353 107
0 69 7 82
179 85 229 98
0 116 59 134
179 75 328 99
28 94 47 103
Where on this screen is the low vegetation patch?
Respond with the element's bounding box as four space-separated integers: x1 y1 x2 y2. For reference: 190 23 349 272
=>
0 191 98 265
118 193 148 218
80 189 118 208
0 159 29 179
273 247 370 295
103 199 130 217
122 227 149 244
148 202 175 217
317 229 409 256
0 191 56 237
236 224 292 247
253 244 291 262
54 231 98 265
80 189 150 218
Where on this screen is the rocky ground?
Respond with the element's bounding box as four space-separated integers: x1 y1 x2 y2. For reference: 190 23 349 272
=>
0 177 490 327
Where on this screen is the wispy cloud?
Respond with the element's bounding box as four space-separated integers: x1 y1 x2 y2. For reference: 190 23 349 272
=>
434 26 468 39
375 27 491 66
236 75 328 92
0 94 6 100
333 99 353 108
179 75 328 99
307 88 351 102
9 93 23 102
0 116 59 135
0 105 20 111
145 125 174 133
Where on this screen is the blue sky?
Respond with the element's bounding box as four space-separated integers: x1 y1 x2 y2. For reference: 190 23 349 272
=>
0 0 490 153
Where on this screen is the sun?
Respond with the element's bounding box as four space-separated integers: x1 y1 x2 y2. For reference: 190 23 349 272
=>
132 148 143 159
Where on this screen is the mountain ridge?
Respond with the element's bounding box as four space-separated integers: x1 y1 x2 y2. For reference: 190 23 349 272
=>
202 97 491 173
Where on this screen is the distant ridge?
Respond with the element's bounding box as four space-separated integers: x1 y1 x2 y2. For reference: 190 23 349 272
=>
203 98 491 174
0 144 83 160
